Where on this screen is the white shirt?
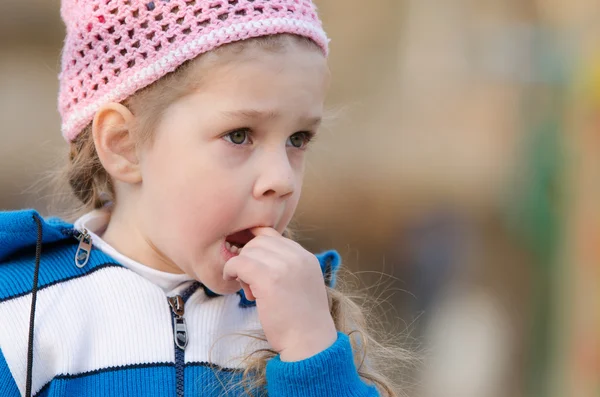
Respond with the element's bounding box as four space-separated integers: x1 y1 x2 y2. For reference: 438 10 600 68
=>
73 210 194 292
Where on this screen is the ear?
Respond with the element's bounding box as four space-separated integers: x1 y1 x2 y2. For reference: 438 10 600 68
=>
92 102 142 184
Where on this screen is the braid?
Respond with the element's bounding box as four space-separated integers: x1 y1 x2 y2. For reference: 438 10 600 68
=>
67 125 114 211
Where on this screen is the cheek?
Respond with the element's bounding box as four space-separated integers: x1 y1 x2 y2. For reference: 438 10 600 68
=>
140 143 245 236
149 170 245 234
143 137 236 205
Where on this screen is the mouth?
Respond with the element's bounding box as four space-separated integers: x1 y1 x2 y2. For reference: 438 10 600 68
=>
224 228 256 255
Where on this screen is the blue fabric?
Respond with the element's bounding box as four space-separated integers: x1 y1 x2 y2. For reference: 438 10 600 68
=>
184 364 264 396
0 210 375 396
36 365 176 397
316 250 341 288
0 210 123 303
34 364 265 397
266 332 379 396
29 355 377 397
0 209 72 262
0 348 20 397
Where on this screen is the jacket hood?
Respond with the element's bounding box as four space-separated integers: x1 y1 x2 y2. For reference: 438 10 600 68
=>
0 209 74 262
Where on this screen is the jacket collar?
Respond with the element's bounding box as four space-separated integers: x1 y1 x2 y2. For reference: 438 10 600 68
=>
0 209 75 262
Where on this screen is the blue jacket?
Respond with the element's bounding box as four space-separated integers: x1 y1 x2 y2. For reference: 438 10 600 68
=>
0 210 379 397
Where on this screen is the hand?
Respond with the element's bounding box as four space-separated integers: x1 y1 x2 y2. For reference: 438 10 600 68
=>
223 227 338 362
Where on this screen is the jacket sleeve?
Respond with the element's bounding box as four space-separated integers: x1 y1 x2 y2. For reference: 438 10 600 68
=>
265 332 379 397
0 348 21 397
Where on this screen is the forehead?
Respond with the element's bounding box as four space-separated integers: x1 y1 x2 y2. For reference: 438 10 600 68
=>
182 42 330 113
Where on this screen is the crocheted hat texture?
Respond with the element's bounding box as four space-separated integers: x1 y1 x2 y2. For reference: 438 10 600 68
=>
58 0 329 142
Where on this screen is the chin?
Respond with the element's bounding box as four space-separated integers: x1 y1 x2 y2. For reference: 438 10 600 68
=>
200 275 241 296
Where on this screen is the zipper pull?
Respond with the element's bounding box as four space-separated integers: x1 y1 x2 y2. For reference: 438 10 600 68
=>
74 228 92 268
168 295 188 350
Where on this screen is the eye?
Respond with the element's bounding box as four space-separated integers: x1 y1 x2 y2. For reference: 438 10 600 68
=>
223 129 251 145
287 131 313 149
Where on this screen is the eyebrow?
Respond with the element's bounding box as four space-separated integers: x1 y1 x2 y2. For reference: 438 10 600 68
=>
220 109 322 127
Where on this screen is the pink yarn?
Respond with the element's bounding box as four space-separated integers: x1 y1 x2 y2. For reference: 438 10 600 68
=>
58 0 329 142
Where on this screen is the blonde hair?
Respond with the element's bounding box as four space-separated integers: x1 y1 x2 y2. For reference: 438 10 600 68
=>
58 34 412 396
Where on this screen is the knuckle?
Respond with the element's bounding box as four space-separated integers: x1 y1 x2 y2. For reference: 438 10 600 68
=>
267 267 285 284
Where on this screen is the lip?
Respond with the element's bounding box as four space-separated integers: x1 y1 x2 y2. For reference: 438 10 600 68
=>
220 222 279 262
221 240 240 262
221 223 277 261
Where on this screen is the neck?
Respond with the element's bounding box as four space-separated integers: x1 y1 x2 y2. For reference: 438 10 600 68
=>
101 202 186 275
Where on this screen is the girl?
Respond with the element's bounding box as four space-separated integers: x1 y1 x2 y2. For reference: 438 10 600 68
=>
0 0 402 396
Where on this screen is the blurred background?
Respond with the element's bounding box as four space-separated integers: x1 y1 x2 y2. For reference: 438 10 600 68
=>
1 0 599 396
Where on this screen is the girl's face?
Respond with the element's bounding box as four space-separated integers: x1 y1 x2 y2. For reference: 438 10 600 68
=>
136 44 329 294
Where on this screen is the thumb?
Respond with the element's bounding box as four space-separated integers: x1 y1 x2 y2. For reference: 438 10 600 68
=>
250 226 281 238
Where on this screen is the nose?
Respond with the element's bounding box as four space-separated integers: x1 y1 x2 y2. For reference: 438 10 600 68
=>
252 149 296 199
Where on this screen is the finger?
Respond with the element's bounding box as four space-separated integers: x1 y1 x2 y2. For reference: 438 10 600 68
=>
238 244 287 264
250 226 281 238
223 255 260 283
223 256 242 281
239 280 256 301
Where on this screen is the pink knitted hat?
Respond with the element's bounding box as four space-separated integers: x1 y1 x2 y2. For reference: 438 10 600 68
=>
58 0 329 142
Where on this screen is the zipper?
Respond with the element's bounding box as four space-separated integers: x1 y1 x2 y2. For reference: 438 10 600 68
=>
66 226 202 397
168 282 201 397
168 295 188 349
63 228 92 268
